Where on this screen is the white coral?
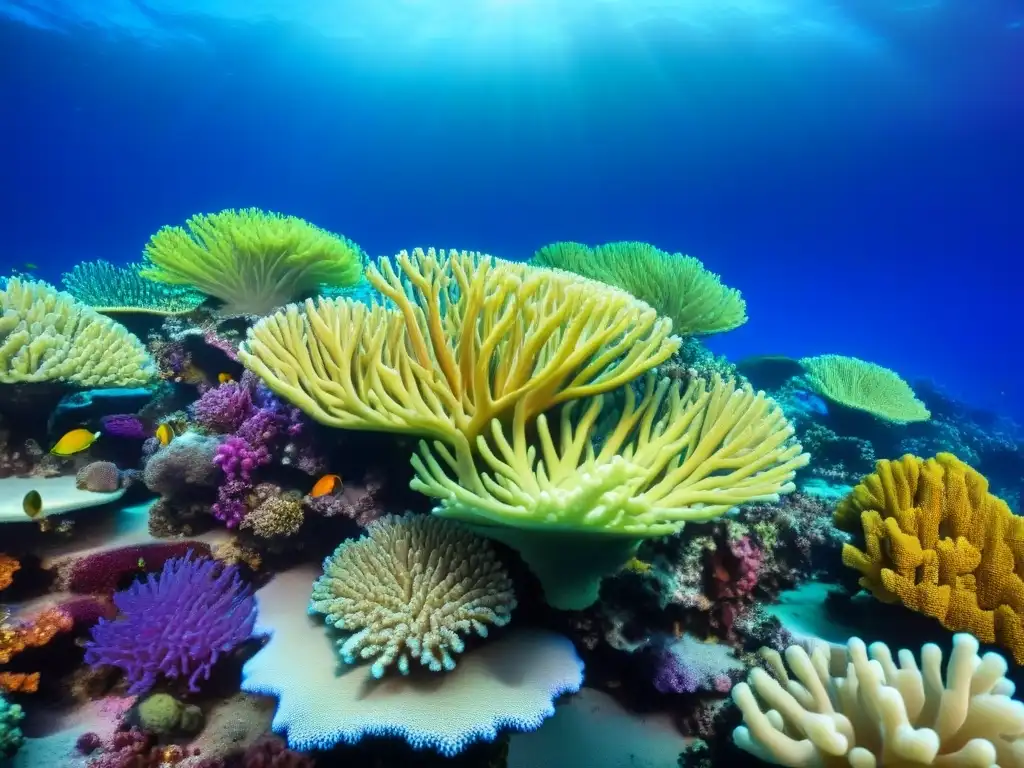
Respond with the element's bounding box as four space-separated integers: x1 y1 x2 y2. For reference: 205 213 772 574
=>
732 633 1024 767
309 513 516 678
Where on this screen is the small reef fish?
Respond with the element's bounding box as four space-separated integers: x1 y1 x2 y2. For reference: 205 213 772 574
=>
217 372 234 384
21 262 38 271
22 490 43 520
155 422 179 447
623 557 652 575
310 474 343 498
50 428 101 456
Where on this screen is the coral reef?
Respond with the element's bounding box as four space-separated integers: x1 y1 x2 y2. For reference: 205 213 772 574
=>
799 353 930 423
62 260 206 315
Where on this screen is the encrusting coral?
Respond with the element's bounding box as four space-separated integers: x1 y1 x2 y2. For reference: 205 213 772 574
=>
732 633 1024 767
836 452 1024 665
310 512 516 678
799 354 930 424
61 260 205 315
531 240 748 336
412 372 808 609
242 483 304 538
238 248 679 451
140 207 364 316
0 607 75 693
0 278 156 387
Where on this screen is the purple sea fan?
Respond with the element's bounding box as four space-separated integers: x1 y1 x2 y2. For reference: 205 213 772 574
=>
83 550 257 695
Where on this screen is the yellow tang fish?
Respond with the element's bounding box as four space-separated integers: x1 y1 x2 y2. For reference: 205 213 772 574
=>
22 490 43 520
50 428 100 456
155 423 177 447
218 372 234 384
310 474 342 498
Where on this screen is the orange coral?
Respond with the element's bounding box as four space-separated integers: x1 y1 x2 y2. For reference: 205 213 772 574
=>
0 554 20 591
0 607 74 693
837 452 1024 663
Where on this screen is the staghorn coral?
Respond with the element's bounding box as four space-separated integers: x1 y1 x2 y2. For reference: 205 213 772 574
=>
242 484 304 538
0 607 75 693
140 208 363 316
412 372 808 610
62 260 205 315
239 248 679 451
836 452 1024 665
84 551 257 694
800 354 930 423
733 633 1024 766
0 278 156 387
76 461 122 493
531 241 747 336
310 512 516 678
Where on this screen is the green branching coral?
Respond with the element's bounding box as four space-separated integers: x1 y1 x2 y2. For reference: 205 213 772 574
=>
310 513 516 679
530 240 747 336
140 208 364 316
799 354 930 423
0 278 156 387
62 260 205 315
0 693 23 757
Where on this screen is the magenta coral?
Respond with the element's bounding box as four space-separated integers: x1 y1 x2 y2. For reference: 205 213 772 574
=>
192 380 254 434
57 541 212 595
83 551 257 695
100 414 148 440
709 535 763 600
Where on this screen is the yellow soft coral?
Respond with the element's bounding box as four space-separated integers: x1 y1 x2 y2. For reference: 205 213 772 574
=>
800 354 929 423
531 240 747 336
141 208 363 316
837 453 1024 664
0 278 156 387
411 373 808 609
238 248 679 452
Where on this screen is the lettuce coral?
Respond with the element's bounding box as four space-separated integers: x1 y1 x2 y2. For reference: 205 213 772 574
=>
799 354 930 423
140 208 363 316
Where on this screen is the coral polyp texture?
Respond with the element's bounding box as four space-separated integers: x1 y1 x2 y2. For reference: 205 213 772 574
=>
732 633 1024 767
140 207 364 316
836 452 1024 664
799 353 930 423
238 248 679 450
83 551 257 694
412 373 808 609
309 512 516 678
530 240 748 336
61 259 205 315
0 278 156 387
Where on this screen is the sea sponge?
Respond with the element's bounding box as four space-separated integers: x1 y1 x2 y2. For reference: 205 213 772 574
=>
531 240 747 335
836 452 1024 664
62 260 205 315
136 692 203 735
411 373 808 609
309 513 516 678
76 461 122 493
799 354 930 423
732 633 1024 766
0 278 156 387
142 431 222 496
140 208 363 316
239 248 678 450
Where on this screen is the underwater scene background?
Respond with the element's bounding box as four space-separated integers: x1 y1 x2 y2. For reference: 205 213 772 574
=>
0 1 1022 767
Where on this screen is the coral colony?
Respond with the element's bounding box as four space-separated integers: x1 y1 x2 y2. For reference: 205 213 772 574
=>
0 209 1021 767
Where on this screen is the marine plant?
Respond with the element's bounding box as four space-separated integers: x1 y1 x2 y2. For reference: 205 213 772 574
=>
530 240 747 336
799 353 930 423
140 207 364 316
61 260 205 315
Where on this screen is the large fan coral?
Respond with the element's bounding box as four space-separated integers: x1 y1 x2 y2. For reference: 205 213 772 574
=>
140 208 363 316
799 354 930 423
83 551 257 694
0 278 156 387
62 260 205 315
309 513 516 678
238 248 679 451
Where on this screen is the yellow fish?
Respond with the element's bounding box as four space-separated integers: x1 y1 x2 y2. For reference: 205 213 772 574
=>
155 423 176 447
218 372 234 384
22 490 43 520
310 474 343 498
623 557 652 575
50 428 100 456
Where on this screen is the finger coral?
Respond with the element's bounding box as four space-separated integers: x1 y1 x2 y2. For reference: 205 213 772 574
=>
62 260 205 315
799 354 930 423
238 248 679 451
836 452 1024 664
140 208 363 316
83 551 257 694
411 373 808 609
732 633 1024 766
0 278 156 387
531 240 747 336
310 512 516 678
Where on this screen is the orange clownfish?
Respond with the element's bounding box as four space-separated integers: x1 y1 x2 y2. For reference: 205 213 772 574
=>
310 474 343 498
50 428 101 457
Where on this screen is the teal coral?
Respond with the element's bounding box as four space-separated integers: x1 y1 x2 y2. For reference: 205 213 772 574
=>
0 693 23 757
62 260 205 314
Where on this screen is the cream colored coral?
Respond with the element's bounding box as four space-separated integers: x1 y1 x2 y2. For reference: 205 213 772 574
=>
242 484 304 538
239 248 679 450
732 633 1024 767
0 278 155 387
309 513 516 679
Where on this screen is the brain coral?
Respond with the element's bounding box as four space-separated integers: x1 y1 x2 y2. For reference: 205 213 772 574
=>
0 278 156 387
310 513 516 678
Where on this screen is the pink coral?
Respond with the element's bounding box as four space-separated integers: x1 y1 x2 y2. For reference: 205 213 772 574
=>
709 535 763 600
54 541 212 594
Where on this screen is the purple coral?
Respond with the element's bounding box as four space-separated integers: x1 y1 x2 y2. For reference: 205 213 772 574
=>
653 634 742 695
83 551 257 695
191 379 254 434
100 414 148 440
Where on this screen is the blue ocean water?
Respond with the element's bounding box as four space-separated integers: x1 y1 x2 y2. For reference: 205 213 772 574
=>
1 0 1022 418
